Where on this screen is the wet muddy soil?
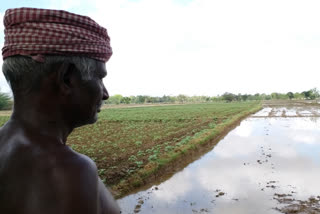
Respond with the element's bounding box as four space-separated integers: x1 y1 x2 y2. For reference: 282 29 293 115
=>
117 101 320 214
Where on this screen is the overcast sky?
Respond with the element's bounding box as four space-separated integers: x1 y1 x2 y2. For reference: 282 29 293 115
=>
0 0 319 96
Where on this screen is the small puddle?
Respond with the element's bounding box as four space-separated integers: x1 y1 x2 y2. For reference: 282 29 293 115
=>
117 106 320 214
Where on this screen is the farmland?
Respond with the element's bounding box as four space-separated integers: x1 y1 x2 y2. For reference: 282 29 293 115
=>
0 102 261 198
69 102 261 197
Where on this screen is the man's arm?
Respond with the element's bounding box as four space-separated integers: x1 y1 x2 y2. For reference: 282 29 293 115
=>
53 154 120 214
98 179 121 214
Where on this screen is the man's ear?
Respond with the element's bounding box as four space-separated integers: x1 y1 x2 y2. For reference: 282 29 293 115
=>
56 62 78 96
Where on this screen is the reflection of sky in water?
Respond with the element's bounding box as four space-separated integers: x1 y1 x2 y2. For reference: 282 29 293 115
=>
299 110 314 116
284 108 297 116
314 108 320 115
253 107 272 117
118 110 320 214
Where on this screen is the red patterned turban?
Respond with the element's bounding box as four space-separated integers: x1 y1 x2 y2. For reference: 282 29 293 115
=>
2 8 112 62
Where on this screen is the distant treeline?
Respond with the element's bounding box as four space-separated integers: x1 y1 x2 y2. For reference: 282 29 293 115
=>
106 88 320 104
0 88 318 110
0 92 12 110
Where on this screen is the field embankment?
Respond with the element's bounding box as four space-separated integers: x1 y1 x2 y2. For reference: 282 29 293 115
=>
0 102 261 198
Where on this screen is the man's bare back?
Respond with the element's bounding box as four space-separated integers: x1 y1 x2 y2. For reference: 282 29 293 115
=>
0 120 120 214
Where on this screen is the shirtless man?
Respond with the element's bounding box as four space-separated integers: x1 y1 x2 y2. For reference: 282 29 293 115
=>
0 8 120 214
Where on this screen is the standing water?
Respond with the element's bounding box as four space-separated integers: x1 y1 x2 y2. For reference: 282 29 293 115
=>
118 102 320 214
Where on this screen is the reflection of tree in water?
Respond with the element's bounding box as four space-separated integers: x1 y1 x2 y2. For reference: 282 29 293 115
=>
309 116 319 123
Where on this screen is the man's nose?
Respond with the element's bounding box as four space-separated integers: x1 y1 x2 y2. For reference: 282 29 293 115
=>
102 84 109 100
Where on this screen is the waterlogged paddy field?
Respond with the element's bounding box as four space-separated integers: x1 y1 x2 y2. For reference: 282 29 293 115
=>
66 102 261 196
118 101 320 214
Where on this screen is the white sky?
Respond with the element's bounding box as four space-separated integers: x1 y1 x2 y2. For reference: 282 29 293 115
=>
0 0 320 96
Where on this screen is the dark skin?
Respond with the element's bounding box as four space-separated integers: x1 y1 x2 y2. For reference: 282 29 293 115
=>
0 61 120 214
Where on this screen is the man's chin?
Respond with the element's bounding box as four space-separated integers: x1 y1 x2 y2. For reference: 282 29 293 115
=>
88 114 98 124
74 114 98 128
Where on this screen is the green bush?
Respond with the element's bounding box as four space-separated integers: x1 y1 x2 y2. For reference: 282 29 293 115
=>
0 92 12 110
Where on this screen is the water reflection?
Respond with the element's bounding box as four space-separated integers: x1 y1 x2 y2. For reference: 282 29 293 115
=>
118 109 320 214
254 107 272 117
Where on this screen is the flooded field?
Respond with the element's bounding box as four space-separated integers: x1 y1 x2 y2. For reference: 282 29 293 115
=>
118 101 320 214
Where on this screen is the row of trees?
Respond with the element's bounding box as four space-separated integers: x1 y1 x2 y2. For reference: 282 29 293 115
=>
106 88 320 105
221 88 320 102
0 88 318 109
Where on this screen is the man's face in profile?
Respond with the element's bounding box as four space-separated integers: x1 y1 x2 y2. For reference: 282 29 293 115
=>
70 61 109 127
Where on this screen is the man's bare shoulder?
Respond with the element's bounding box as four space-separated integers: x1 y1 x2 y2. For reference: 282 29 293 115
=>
31 142 98 187
47 146 121 214
52 146 98 173
50 148 100 213
52 147 100 194
0 126 100 214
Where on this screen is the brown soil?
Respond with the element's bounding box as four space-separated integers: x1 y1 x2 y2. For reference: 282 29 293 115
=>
99 119 214 185
0 110 12 116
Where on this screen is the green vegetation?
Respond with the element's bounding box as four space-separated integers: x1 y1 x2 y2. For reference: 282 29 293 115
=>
0 92 12 110
105 88 320 105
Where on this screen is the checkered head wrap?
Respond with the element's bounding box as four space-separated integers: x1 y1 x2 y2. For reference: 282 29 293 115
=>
2 8 112 62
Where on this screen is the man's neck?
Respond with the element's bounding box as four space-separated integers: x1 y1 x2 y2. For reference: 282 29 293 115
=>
10 102 72 145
